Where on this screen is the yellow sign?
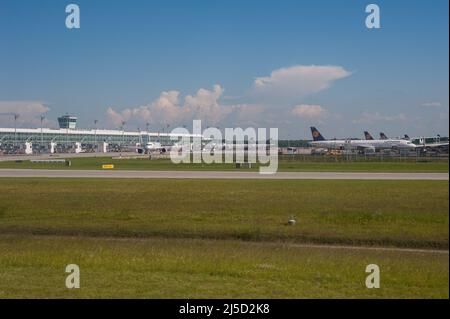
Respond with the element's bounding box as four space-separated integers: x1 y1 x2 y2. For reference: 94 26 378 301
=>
102 164 114 169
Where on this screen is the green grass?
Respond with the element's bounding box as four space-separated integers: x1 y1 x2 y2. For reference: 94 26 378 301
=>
0 235 447 298
0 178 448 298
0 156 448 172
0 178 448 249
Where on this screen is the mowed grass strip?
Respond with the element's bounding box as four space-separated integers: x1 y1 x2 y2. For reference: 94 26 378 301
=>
0 178 447 249
0 235 447 298
0 157 448 172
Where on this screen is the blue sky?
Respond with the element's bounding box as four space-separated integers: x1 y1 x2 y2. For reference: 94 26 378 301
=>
0 0 448 138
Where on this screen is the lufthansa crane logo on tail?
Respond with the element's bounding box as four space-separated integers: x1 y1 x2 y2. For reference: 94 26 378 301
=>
312 131 320 138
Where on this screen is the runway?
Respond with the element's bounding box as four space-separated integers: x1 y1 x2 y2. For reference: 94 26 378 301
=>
0 169 448 180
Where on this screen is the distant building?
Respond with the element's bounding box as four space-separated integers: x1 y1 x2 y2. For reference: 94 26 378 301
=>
0 127 199 146
58 115 78 129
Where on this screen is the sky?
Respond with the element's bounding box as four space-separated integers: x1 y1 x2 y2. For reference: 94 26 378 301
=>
0 0 448 139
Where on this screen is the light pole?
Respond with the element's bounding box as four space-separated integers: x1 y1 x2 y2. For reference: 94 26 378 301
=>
121 121 126 147
40 115 45 149
13 114 19 148
161 126 165 145
166 124 170 145
94 119 98 150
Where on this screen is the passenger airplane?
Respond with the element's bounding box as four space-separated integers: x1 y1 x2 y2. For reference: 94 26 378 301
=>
364 131 413 142
310 127 417 152
135 142 182 154
364 131 374 140
379 132 448 152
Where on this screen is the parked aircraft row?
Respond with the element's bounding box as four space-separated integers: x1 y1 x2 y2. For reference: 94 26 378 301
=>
310 127 417 152
134 141 253 154
310 127 449 153
364 131 409 141
127 126 447 155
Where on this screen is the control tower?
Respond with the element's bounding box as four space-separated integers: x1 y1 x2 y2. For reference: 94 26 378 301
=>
58 115 78 129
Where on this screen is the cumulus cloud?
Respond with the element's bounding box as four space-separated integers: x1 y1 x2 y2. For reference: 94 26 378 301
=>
106 90 183 126
291 104 329 119
106 107 127 126
352 112 407 124
106 85 235 127
106 65 351 129
0 101 51 127
184 85 231 123
252 65 351 102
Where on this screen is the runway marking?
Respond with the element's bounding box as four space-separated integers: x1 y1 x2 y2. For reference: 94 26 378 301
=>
0 169 448 180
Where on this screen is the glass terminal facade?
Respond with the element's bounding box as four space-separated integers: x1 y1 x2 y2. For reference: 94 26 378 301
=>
0 128 199 145
57 115 78 129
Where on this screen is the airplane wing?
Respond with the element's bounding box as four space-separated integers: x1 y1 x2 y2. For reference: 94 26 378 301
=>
356 145 376 152
418 142 449 151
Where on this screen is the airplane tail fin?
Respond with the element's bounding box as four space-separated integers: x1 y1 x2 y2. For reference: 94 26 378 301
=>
364 131 374 140
310 127 325 141
404 134 410 140
380 132 388 140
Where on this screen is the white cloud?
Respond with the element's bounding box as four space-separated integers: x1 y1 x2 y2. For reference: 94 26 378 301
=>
352 112 407 124
0 101 51 127
291 104 329 119
106 65 351 130
184 85 231 124
421 102 442 107
252 65 351 101
106 90 183 126
106 85 235 127
106 107 127 126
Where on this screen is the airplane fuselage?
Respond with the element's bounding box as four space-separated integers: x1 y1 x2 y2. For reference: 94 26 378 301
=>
311 139 416 151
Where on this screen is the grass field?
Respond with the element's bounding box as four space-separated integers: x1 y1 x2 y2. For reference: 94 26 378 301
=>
0 178 448 298
0 178 448 248
0 235 448 298
0 156 448 172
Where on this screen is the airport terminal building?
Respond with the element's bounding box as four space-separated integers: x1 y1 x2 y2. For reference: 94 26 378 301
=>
0 115 201 154
0 114 447 155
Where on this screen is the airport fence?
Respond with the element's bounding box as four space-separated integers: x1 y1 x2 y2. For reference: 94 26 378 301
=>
277 153 449 163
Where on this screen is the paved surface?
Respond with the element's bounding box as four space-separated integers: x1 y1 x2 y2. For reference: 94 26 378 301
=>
0 152 139 162
0 169 448 180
